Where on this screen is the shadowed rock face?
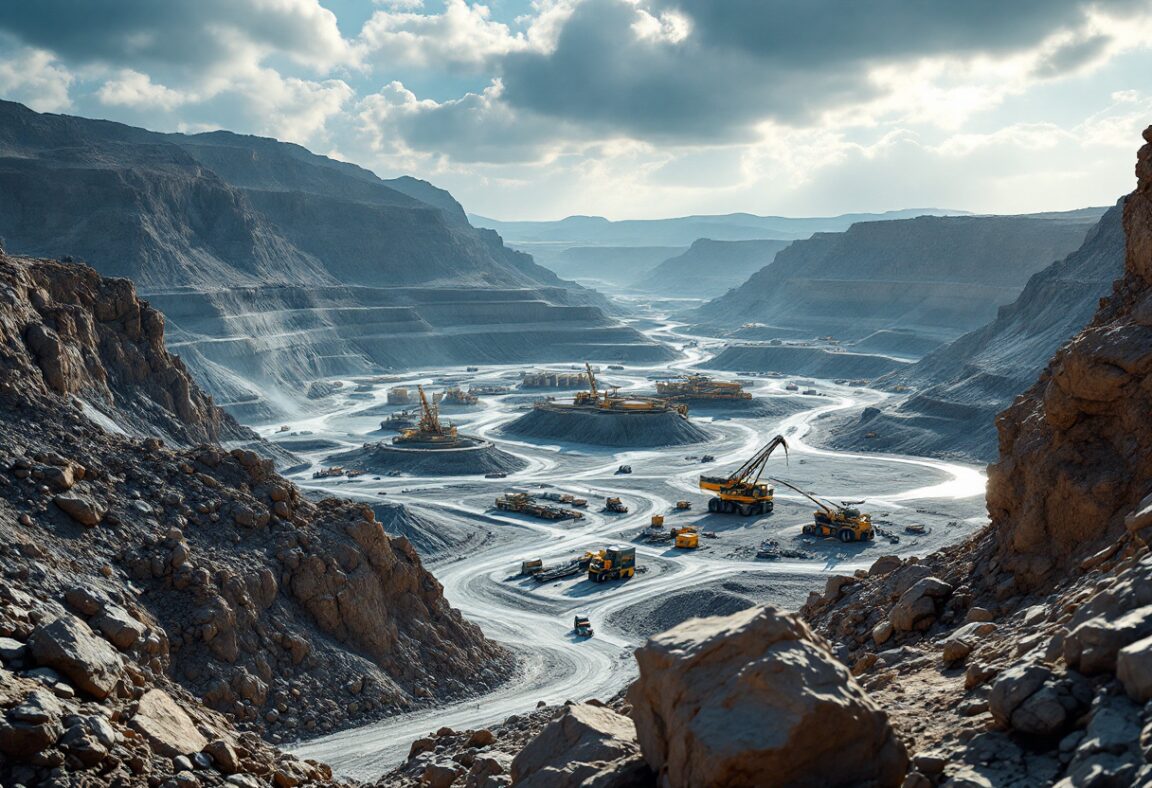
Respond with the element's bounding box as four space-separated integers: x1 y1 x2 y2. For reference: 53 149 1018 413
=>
816 203 1126 462
0 100 671 418
687 211 1103 344
986 126 1152 589
632 238 791 297
0 253 509 784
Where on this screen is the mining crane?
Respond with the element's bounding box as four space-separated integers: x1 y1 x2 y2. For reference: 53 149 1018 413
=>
771 478 875 543
395 385 458 444
573 362 600 407
699 435 789 516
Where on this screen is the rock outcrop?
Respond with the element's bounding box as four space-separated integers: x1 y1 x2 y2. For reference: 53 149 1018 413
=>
987 126 1152 590
631 238 791 298
628 606 907 787
0 253 510 786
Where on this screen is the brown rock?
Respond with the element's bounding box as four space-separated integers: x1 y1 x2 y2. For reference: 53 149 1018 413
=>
628 606 907 788
511 704 640 788
28 615 124 699
54 491 106 526
129 689 209 757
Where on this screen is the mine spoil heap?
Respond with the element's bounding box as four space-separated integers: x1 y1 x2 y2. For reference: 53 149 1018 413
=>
330 385 527 475
504 364 711 447
0 253 511 787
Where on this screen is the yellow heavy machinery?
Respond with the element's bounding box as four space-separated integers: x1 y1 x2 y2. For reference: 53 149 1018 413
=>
699 435 789 516
772 478 876 543
656 374 752 400
571 363 689 416
587 546 636 582
394 385 458 445
672 526 699 549
675 500 692 510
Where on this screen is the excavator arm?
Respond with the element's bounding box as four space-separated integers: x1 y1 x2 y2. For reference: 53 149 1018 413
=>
584 362 599 401
727 435 789 486
417 385 440 433
770 477 835 515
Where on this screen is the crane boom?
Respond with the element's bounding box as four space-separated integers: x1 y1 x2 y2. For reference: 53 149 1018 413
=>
417 385 440 433
727 435 789 486
584 362 599 401
770 477 834 515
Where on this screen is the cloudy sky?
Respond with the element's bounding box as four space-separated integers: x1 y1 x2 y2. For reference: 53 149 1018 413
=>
1 0 1150 220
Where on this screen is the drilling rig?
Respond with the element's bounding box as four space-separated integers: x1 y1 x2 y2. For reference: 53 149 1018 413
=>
698 435 789 516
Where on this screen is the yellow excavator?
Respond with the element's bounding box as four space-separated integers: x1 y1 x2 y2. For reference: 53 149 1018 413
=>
699 435 789 516
772 478 875 543
573 362 601 407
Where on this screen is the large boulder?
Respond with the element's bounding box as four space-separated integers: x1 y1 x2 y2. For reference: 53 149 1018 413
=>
129 689 208 757
511 703 643 788
628 606 907 787
27 616 124 699
889 577 954 633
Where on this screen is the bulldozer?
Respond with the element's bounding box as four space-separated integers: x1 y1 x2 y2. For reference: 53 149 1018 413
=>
772 478 876 543
604 497 628 514
699 435 789 516
587 546 636 582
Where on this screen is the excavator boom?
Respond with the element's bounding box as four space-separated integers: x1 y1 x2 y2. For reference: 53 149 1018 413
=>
728 435 789 486
770 477 834 515
584 362 599 401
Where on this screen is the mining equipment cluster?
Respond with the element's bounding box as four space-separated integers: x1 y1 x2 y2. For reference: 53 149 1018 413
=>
392 386 462 446
655 373 752 401
495 492 584 521
534 363 689 417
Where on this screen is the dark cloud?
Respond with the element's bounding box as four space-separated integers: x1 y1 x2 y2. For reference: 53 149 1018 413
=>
499 0 1133 140
1032 33 1114 77
0 0 345 73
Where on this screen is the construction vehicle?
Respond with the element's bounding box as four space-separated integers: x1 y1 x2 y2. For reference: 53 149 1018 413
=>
617 464 632 474
604 497 628 514
650 514 665 528
656 374 752 400
520 559 543 576
394 386 458 445
434 386 479 406
772 478 876 543
495 492 584 521
312 466 346 479
675 500 692 510
587 546 636 582
699 435 789 516
672 526 699 549
571 498 588 507
573 615 594 637
381 409 417 431
701 455 715 463
905 524 928 535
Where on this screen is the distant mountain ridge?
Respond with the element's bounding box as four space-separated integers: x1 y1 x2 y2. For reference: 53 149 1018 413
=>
817 202 1126 462
469 208 971 247
0 101 671 419
633 238 792 297
687 211 1106 347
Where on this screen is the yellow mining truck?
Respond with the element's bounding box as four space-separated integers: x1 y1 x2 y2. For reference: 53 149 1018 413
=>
699 435 789 516
588 546 636 582
773 478 876 543
672 526 699 549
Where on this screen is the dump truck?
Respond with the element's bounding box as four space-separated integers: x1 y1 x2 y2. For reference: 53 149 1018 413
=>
495 492 584 521
672 526 699 549
573 615 594 637
604 497 628 514
588 546 636 582
699 435 789 516
675 500 692 510
520 559 543 575
773 478 876 543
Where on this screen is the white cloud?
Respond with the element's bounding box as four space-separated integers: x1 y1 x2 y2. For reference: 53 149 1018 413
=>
97 69 191 110
0 46 73 112
357 0 529 70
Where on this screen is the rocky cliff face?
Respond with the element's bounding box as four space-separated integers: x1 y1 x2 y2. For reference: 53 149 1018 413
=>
0 252 249 446
987 127 1152 589
816 202 1126 462
0 101 670 418
687 211 1103 347
0 254 509 786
